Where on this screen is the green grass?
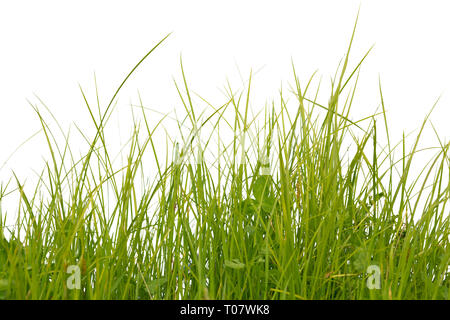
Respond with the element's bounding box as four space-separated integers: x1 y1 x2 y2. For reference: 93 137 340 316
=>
0 20 449 300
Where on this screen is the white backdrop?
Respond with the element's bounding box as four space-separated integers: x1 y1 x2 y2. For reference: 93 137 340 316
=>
1 0 449 190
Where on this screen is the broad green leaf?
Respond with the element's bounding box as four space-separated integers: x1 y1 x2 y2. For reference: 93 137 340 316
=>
148 278 168 295
225 259 245 270
252 176 271 202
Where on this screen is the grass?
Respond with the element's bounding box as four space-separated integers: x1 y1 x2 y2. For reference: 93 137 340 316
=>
0 19 449 300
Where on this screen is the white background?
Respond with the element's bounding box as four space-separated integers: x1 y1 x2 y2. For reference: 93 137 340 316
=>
0 0 449 192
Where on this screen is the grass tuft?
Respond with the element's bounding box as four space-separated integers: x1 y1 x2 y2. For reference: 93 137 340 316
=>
0 26 449 300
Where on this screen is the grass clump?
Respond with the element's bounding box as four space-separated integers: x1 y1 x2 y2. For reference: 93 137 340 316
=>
0 24 449 300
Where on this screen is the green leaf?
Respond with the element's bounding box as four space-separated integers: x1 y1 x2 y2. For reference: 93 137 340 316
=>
0 279 8 290
352 248 369 273
0 279 8 299
261 195 276 213
240 198 257 216
148 278 167 295
252 176 271 202
225 259 245 270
